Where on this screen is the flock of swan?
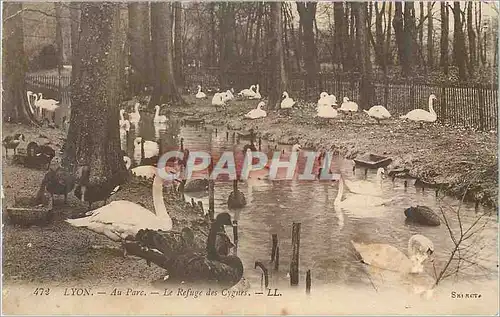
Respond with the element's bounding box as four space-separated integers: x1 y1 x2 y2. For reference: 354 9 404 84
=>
194 84 438 127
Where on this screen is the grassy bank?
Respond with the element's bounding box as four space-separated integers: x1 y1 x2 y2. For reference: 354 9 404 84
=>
161 95 498 208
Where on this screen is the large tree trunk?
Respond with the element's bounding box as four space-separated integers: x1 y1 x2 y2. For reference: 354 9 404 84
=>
373 2 385 66
268 2 287 110
452 2 467 80
174 2 184 87
393 2 404 67
2 3 38 124
427 2 434 68
55 2 64 101
70 3 80 86
357 2 374 110
440 2 449 75
63 2 125 179
466 2 476 77
128 2 152 95
475 2 483 66
218 3 235 88
150 2 185 106
296 2 318 90
402 2 416 76
383 2 393 73
333 2 345 68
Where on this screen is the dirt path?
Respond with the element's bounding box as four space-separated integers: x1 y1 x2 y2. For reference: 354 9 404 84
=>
166 95 498 208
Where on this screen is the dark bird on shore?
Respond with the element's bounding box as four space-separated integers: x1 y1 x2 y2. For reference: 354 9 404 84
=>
135 212 243 288
73 165 126 209
3 133 25 157
227 179 246 209
36 157 76 205
404 206 441 226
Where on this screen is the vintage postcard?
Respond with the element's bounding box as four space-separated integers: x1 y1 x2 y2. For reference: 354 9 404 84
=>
1 1 499 315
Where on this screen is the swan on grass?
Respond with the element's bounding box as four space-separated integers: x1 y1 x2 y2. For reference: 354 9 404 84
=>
317 92 337 107
65 173 173 256
316 104 338 119
280 91 295 109
223 89 235 102
244 101 267 119
249 84 261 100
154 105 168 123
343 167 385 196
351 234 435 297
212 92 226 108
364 105 391 124
339 97 358 116
129 103 141 123
400 94 437 128
195 85 207 99
238 85 256 98
119 109 131 131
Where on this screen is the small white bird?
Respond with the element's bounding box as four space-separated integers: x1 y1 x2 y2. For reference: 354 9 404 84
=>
316 104 338 119
134 137 159 158
249 84 261 100
223 89 234 102
129 103 141 123
400 94 438 128
317 92 337 107
212 93 226 108
119 109 131 131
238 85 256 98
364 105 391 124
280 91 295 109
195 85 207 99
153 105 168 124
339 97 358 116
244 101 267 119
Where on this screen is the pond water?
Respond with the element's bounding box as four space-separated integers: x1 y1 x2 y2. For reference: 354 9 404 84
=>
120 112 499 293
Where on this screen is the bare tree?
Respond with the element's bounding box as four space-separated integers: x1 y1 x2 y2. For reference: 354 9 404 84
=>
268 1 287 110
128 2 152 94
64 2 125 179
296 2 318 89
440 2 449 75
452 2 468 80
373 2 385 66
174 2 184 87
356 2 374 109
69 3 80 85
393 2 404 67
467 2 476 77
402 2 416 76
2 3 38 124
427 2 434 68
333 2 345 68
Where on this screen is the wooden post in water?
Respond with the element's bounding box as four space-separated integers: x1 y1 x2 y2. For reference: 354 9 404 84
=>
258 137 262 151
274 246 280 271
215 128 218 136
290 222 301 286
232 220 239 255
364 168 368 178
208 159 215 221
226 131 229 140
197 201 204 214
191 197 196 208
306 270 311 294
271 234 278 262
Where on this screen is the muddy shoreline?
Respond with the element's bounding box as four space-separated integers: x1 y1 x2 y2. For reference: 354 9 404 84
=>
164 95 498 208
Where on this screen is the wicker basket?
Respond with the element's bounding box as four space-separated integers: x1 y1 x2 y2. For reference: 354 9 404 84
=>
6 194 53 227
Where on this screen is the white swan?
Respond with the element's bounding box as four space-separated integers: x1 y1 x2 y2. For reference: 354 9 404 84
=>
238 85 256 98
244 101 267 119
65 173 173 254
316 104 338 119
26 91 38 115
351 235 435 297
317 92 337 107
119 109 131 131
212 93 226 107
280 91 295 109
129 103 141 123
400 94 437 128
344 167 385 196
153 105 168 123
222 89 234 102
35 93 60 119
195 85 207 99
134 137 159 158
124 156 156 179
249 84 261 100
364 105 391 123
339 97 358 115
334 175 392 210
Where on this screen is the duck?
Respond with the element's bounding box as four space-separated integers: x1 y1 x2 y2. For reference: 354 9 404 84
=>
195 85 207 99
73 165 126 209
129 103 141 123
227 179 247 209
339 97 359 116
134 137 159 159
244 101 267 119
35 157 76 204
66 173 173 256
211 93 226 109
153 105 168 124
400 94 438 128
238 85 256 98
249 84 261 100
334 175 392 210
343 167 385 196
404 206 441 226
134 212 243 288
351 235 436 297
364 105 391 124
3 133 25 157
280 91 295 109
316 104 339 119
119 109 131 131
317 92 337 107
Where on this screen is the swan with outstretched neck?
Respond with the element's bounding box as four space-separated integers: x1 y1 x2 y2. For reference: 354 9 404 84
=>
400 94 437 128
65 172 173 255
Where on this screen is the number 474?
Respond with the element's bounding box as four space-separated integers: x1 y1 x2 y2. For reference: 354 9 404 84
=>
33 288 50 296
